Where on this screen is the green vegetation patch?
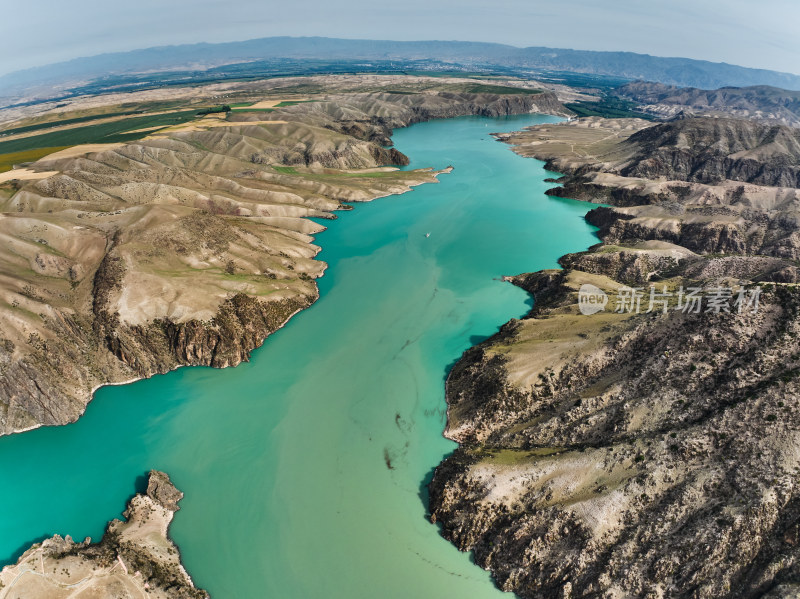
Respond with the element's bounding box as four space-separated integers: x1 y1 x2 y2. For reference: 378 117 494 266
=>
0 147 70 173
0 100 191 133
456 83 543 95
273 100 315 107
196 105 232 116
0 110 200 155
473 447 566 465
328 171 404 179
401 70 507 79
309 170 402 179
0 111 135 136
271 166 408 181
565 97 655 120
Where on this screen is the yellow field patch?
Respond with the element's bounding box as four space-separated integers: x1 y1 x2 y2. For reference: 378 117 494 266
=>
0 167 60 183
245 98 309 109
0 146 70 173
34 143 125 161
150 119 289 135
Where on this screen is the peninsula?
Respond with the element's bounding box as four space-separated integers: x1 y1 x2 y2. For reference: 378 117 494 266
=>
0 471 208 598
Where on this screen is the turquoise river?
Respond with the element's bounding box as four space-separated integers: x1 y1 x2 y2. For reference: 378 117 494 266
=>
0 113 599 598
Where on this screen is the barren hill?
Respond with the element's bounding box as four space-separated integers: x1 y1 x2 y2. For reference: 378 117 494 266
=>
0 89 566 436
497 116 800 258
619 117 800 186
615 81 800 128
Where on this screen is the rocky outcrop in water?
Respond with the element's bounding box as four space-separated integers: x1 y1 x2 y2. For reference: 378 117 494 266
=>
0 470 208 598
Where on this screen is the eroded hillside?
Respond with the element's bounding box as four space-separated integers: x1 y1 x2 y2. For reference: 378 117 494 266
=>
0 89 568 435
430 112 800 598
615 81 800 127
497 116 800 259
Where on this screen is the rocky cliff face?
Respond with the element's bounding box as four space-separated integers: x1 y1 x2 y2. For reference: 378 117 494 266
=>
499 116 800 260
230 90 572 146
557 241 698 285
0 470 208 598
431 254 800 598
430 114 800 598
619 117 800 187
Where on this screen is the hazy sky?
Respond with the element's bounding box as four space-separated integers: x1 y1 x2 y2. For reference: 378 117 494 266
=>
2 0 799 77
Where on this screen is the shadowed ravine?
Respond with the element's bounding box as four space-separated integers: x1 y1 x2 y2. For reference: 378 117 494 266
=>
0 114 599 598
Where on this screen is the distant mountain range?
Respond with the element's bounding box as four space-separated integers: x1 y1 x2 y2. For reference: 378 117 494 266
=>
3 37 800 105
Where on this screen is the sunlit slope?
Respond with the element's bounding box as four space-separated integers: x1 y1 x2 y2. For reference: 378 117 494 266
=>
0 89 566 435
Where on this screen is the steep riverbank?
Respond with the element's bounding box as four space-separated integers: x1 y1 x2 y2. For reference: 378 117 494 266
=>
496 116 800 260
429 115 800 598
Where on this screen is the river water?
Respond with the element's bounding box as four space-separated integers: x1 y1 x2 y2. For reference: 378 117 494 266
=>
0 113 598 598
